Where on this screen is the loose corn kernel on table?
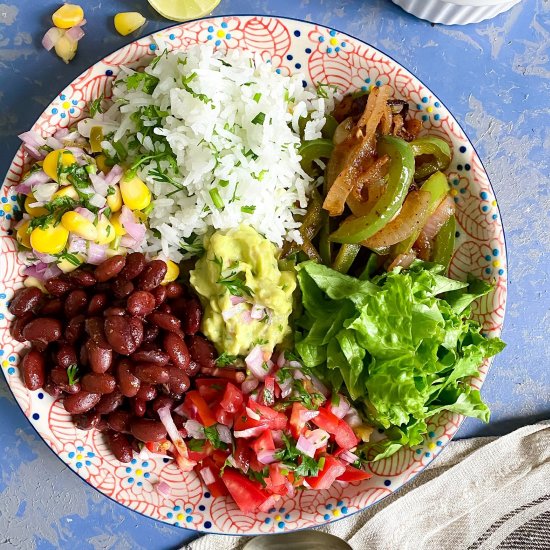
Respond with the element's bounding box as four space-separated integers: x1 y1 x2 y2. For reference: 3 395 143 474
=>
0 0 548 548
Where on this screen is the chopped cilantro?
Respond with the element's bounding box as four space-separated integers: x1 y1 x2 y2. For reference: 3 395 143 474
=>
126 72 160 94
67 364 79 386
204 425 227 450
88 94 104 117
240 205 256 214
215 352 238 367
251 112 265 125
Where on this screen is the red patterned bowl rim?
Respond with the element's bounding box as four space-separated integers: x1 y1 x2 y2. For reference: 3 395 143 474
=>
0 14 507 535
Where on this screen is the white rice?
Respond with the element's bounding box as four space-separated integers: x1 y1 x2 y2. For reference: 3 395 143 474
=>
94 45 337 260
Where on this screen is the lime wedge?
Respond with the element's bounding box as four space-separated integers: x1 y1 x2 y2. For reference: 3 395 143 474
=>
147 0 221 22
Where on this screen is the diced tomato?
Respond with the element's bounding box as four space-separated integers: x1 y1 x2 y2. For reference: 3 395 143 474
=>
145 440 170 455
195 378 227 403
185 390 217 427
187 440 213 462
265 463 288 496
251 430 275 456
306 455 346 490
198 457 228 498
233 408 265 433
211 448 230 468
335 419 359 450
289 402 310 438
311 407 340 434
234 438 252 473
220 382 244 413
246 399 288 430
221 468 271 513
336 464 373 483
214 404 234 427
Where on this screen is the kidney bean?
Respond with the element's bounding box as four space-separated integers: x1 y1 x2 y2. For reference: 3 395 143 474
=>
44 277 74 296
116 360 140 398
86 340 113 374
127 290 156 317
148 312 181 333
168 367 190 396
22 317 62 345
10 313 32 342
107 430 133 463
132 398 147 417
9 287 43 317
94 255 126 282
128 317 144 350
69 270 97 287
39 298 63 316
64 289 88 318
150 285 167 307
80 344 89 367
43 380 63 399
136 383 157 401
134 363 170 384
107 409 132 432
182 297 202 335
157 303 172 314
73 411 101 431
151 395 175 413
50 367 80 393
163 332 190 371
111 278 134 299
55 344 78 369
22 349 46 390
130 418 167 442
187 334 216 370
184 360 201 377
63 391 101 414
137 260 167 291
165 282 184 299
65 314 85 344
103 307 125 317
119 252 146 281
130 349 169 366
87 293 108 315
105 316 137 355
142 323 159 344
81 372 116 394
172 414 185 430
85 317 105 342
95 390 124 415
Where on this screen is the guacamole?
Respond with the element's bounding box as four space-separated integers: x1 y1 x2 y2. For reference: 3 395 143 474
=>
190 225 296 356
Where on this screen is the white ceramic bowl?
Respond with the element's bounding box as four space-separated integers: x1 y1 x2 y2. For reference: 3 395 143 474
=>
391 0 521 25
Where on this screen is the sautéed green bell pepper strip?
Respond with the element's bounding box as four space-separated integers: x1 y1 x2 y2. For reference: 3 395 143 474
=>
410 136 451 181
431 214 456 269
329 135 415 244
298 139 334 175
332 243 361 273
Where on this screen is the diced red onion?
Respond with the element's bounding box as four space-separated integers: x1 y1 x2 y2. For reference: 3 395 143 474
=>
43 263 62 280
301 410 320 422
172 403 188 417
280 382 293 399
298 429 330 456
89 172 109 195
77 118 118 139
388 251 416 271
65 25 85 42
330 394 351 419
13 170 51 195
340 450 359 463
296 434 316 457
104 164 124 185
157 406 193 464
257 449 278 464
250 305 265 320
309 374 330 397
75 206 95 221
65 146 86 160
45 136 63 150
419 195 455 243
23 144 45 160
344 408 363 428
199 466 216 486
293 369 305 380
222 307 238 321
42 27 64 51
241 309 253 324
234 425 267 439
24 262 49 281
276 353 286 369
288 361 302 369
156 481 171 497
53 128 69 139
272 430 284 447
68 234 87 254
245 406 261 421
241 375 259 394
245 345 268 380
32 182 58 203
18 130 46 148
86 243 107 265
35 252 57 264
217 424 232 445
119 206 146 242
120 235 139 248
284 479 295 497
230 296 246 306
89 193 106 208
184 419 205 439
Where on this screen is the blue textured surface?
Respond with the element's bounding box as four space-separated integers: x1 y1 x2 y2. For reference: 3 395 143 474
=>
1 1 549 548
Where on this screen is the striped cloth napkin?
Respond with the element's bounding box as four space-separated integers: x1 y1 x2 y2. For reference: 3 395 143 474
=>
184 421 550 550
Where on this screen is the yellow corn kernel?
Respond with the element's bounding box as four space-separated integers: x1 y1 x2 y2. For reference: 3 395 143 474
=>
30 224 69 254
110 211 127 236
57 253 85 273
54 34 78 64
95 154 108 174
52 3 84 28
95 215 116 245
24 194 48 217
161 259 180 284
53 185 79 201
16 220 32 248
61 211 98 240
105 246 126 258
120 174 151 211
43 149 77 181
24 276 47 293
134 209 148 223
114 12 146 36
106 185 122 212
